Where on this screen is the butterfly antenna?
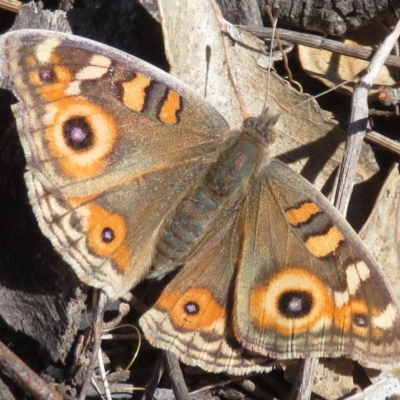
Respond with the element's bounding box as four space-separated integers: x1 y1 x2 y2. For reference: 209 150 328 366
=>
263 4 280 111
291 68 369 110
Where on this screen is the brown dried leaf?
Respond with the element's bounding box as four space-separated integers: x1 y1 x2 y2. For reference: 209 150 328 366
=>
360 164 400 302
298 23 396 95
159 0 379 198
285 359 360 399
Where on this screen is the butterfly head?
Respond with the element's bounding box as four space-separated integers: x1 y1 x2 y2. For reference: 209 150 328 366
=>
242 108 280 147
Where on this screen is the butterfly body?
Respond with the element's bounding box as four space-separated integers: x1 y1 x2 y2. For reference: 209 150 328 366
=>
1 29 400 375
154 115 275 270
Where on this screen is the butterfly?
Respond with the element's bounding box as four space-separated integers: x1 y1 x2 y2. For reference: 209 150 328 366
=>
1 28 400 375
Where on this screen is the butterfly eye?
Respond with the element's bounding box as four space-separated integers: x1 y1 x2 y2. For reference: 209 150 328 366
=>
63 117 94 151
250 268 334 335
45 97 118 179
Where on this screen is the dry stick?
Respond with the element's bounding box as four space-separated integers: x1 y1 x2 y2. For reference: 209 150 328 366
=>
0 340 63 400
237 26 400 69
365 131 400 157
0 0 21 13
78 290 108 400
141 355 165 400
335 20 400 215
163 351 190 400
288 358 319 400
97 348 112 400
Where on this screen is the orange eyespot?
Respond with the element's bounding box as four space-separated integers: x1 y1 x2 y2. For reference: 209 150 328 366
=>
85 203 130 270
157 288 225 331
46 97 118 179
250 268 334 335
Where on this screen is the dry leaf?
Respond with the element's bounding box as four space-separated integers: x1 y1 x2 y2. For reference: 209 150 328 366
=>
158 0 379 198
346 376 400 399
360 164 400 303
298 23 396 95
285 359 359 399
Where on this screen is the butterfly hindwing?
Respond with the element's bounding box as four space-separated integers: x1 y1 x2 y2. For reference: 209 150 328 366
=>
140 186 274 374
234 160 400 368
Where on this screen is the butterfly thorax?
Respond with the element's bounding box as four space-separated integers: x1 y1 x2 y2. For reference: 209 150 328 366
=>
152 112 279 275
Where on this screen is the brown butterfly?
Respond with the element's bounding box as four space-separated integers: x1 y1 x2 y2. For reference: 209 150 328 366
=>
1 29 400 375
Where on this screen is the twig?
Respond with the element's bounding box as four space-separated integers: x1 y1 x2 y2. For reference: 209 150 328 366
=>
288 358 319 400
365 130 400 157
97 348 112 400
0 339 63 400
237 26 400 68
335 18 400 214
163 351 190 400
78 290 108 400
141 355 164 400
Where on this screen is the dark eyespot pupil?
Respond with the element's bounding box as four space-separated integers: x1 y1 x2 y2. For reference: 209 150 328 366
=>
184 301 199 315
39 68 55 82
278 290 313 318
353 313 368 327
102 227 115 243
63 117 93 150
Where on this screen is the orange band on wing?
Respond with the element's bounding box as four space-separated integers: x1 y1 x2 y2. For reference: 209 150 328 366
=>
122 73 151 112
305 227 344 257
159 90 181 125
286 202 321 226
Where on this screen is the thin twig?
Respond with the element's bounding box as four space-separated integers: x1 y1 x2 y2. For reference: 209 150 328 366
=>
237 26 400 68
163 351 190 400
98 348 112 400
140 355 164 400
78 290 108 400
0 0 21 12
365 131 400 156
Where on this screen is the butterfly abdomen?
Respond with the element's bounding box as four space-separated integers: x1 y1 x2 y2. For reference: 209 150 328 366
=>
154 134 266 269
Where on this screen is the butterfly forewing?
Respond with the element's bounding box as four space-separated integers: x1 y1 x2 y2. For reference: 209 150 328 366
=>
234 160 400 368
0 29 229 298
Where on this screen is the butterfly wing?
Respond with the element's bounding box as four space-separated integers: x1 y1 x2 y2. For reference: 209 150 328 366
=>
140 188 274 374
234 160 400 368
0 29 229 298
